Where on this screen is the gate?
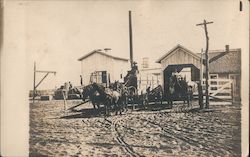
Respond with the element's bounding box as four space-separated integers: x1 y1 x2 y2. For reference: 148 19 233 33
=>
202 78 233 100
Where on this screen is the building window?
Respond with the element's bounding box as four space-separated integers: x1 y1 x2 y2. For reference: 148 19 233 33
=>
210 74 218 85
210 74 218 79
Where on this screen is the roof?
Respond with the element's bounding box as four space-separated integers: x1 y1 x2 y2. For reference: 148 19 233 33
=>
156 44 201 63
199 49 241 74
78 49 129 61
156 44 241 74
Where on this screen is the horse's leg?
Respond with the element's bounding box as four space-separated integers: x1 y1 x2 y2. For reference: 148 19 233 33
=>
122 98 125 112
116 101 119 115
125 97 128 112
107 103 110 116
187 94 190 107
169 96 173 108
131 97 134 111
133 99 136 110
93 103 97 109
105 101 110 116
190 94 192 107
124 97 127 112
146 99 149 110
115 103 118 115
105 105 107 116
183 95 186 104
119 101 122 115
142 97 145 109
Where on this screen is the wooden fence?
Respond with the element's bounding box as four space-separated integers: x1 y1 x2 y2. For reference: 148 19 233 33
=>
202 78 233 100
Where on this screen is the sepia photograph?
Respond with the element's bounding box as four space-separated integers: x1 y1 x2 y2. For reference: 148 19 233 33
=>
0 0 249 156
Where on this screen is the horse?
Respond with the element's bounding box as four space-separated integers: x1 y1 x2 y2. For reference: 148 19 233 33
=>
92 83 122 115
81 84 102 110
111 81 129 112
166 75 190 107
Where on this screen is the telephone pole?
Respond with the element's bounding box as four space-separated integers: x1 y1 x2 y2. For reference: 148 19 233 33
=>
196 20 213 109
129 10 134 68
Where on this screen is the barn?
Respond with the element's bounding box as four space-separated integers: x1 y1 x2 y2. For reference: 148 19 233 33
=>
138 44 241 101
78 49 130 86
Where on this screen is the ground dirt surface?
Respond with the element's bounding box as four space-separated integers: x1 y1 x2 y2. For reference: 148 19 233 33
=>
30 100 241 157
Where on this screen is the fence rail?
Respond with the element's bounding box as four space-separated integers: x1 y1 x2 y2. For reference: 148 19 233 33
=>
203 78 233 100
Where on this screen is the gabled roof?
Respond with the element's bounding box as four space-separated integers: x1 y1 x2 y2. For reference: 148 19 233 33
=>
78 49 129 61
156 44 201 63
199 49 241 74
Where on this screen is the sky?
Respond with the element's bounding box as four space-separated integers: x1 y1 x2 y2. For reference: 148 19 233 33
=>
3 0 249 90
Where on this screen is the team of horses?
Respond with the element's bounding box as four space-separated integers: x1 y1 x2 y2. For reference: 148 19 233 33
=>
74 74 192 116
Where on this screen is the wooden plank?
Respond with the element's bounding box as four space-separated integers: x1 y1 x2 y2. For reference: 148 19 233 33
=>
211 96 232 99
210 89 231 93
209 84 231 88
211 82 231 96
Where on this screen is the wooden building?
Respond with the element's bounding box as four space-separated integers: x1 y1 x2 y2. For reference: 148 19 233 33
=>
205 48 241 100
78 49 130 85
154 44 241 100
156 44 201 94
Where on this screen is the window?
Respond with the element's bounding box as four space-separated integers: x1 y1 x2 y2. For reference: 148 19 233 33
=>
210 74 218 79
210 74 218 85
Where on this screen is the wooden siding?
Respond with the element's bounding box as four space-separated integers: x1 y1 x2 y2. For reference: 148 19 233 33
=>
158 48 201 90
160 49 201 69
80 53 129 84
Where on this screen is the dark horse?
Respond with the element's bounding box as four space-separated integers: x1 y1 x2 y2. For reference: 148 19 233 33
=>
81 84 102 110
81 83 122 115
166 75 190 107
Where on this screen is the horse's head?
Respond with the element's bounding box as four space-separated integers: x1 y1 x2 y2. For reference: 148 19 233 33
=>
81 85 94 101
92 83 105 95
81 88 88 101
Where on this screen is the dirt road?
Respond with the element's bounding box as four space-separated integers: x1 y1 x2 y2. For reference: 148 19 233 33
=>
30 100 241 157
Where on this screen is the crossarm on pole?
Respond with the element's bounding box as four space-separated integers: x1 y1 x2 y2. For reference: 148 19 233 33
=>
36 70 56 74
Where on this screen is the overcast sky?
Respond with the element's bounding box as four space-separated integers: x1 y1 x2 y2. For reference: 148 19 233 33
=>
3 0 249 90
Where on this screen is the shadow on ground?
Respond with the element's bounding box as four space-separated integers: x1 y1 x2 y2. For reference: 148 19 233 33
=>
59 102 199 119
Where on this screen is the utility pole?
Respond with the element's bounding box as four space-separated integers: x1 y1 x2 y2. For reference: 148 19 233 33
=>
198 48 204 109
129 10 134 68
196 20 213 109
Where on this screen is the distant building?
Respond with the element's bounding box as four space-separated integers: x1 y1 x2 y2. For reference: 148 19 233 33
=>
142 57 149 69
137 67 162 92
78 49 130 85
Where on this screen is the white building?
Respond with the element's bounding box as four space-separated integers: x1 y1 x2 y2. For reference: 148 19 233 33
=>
78 49 130 85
